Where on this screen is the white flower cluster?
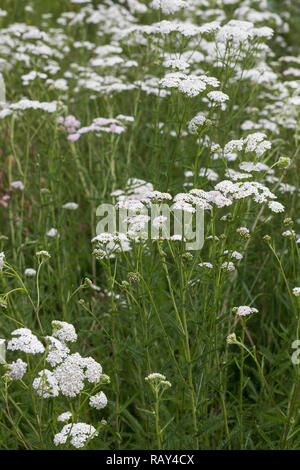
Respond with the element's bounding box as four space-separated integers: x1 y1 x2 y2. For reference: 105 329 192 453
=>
221 261 236 272
216 20 273 45
215 180 279 206
89 391 108 410
24 268 37 277
160 72 219 98
62 202 79 210
224 133 271 158
4 321 109 415
8 358 27 380
234 306 259 316
45 336 70 367
7 328 45 355
53 423 98 448
150 0 186 15
207 91 229 103
293 288 300 297
57 411 72 423
0 99 61 120
53 353 103 397
33 369 60 398
31 322 106 399
188 112 207 134
145 372 172 392
52 320 77 343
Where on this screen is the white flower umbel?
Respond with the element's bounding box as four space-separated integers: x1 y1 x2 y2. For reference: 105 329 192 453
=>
8 358 27 380
7 328 45 354
54 354 85 397
53 423 98 449
150 0 186 15
62 202 79 210
45 336 70 367
46 228 60 238
33 369 60 398
89 392 108 410
52 321 77 343
268 201 285 213
57 411 72 423
233 306 258 316
24 268 37 277
53 353 102 397
293 287 300 297
221 261 236 272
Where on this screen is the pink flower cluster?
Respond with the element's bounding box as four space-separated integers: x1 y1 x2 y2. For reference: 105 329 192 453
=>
58 115 126 142
0 173 24 209
57 115 81 141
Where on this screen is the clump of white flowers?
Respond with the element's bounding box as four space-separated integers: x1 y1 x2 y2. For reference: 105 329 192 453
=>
221 261 236 272
89 391 108 410
24 268 37 277
1 320 110 448
7 328 45 354
282 230 296 239
188 112 207 134
150 0 186 15
46 228 60 238
53 423 99 449
36 250 51 259
52 320 77 343
268 201 285 213
237 227 250 239
233 306 258 316
8 358 27 380
57 411 72 423
62 202 79 210
145 372 172 393
293 288 300 297
207 91 229 103
33 369 60 398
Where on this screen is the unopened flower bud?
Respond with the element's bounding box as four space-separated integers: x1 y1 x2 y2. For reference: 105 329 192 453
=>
277 157 291 168
127 272 140 284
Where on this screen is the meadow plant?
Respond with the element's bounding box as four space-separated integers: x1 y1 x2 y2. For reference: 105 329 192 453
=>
0 0 299 451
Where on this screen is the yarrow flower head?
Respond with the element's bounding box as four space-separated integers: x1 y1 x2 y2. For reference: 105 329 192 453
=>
237 227 250 239
51 321 77 343
293 287 300 297
282 230 296 239
11 181 24 191
268 201 285 213
36 250 51 260
53 423 98 449
150 0 186 14
57 411 72 423
7 328 45 355
145 372 172 393
207 91 229 103
33 369 60 398
233 306 258 316
62 202 79 210
221 261 236 272
188 113 207 134
8 358 27 380
24 268 37 277
89 392 108 410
